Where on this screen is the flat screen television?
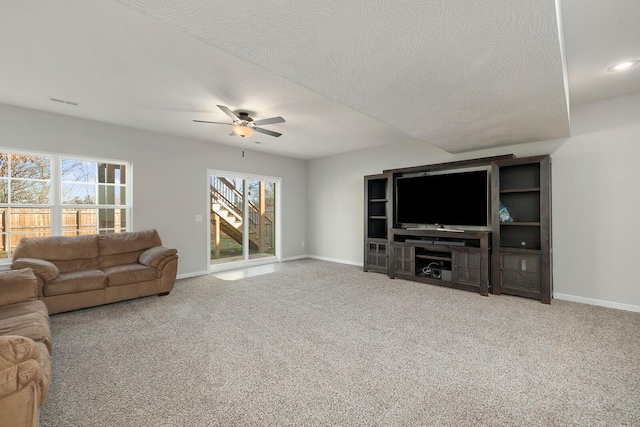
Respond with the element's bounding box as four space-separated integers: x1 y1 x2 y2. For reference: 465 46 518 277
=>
395 169 489 229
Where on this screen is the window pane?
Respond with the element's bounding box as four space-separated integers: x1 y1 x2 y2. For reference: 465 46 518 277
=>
98 164 126 184
98 185 126 205
0 179 7 203
98 208 126 231
0 154 8 178
62 183 96 204
61 159 97 183
11 181 51 204
0 208 6 258
10 208 51 250
11 155 51 180
62 208 98 235
0 236 7 259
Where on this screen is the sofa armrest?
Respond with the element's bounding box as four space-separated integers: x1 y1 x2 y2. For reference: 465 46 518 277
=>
139 246 178 269
0 335 41 400
0 268 39 306
11 258 59 282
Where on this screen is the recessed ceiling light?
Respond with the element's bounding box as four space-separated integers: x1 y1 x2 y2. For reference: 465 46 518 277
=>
607 60 639 72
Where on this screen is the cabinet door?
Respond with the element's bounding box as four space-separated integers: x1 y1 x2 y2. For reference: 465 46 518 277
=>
453 248 481 286
366 240 388 273
393 245 414 276
500 252 541 294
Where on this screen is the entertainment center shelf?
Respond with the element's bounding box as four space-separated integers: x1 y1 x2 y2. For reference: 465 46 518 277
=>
364 154 552 303
389 228 490 295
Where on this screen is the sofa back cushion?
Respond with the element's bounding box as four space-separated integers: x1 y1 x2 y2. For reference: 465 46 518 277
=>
12 235 100 273
98 229 162 268
0 268 38 306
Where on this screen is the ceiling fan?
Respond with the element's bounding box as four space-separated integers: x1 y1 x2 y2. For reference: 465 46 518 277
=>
193 105 285 138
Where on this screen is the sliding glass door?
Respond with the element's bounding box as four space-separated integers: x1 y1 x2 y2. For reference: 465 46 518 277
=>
209 170 280 271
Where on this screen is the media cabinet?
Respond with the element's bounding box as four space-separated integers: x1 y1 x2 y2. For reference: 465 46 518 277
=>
389 228 491 295
364 154 552 303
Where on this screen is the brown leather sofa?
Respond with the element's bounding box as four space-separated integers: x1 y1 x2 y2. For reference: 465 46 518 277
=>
10 229 178 315
0 268 52 427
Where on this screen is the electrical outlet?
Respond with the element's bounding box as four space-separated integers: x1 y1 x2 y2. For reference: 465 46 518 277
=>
301 241 305 247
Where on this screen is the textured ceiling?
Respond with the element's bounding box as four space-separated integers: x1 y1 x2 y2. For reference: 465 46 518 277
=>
116 0 571 153
1 1 638 159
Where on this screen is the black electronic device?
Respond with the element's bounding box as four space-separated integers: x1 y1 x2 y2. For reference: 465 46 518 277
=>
395 169 489 229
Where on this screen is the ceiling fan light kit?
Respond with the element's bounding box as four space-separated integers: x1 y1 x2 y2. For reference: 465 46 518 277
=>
233 125 253 138
194 104 285 139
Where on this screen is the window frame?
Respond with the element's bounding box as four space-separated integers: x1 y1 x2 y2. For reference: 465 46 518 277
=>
0 147 132 263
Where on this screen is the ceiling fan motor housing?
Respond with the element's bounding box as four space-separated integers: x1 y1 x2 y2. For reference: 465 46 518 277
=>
237 112 253 123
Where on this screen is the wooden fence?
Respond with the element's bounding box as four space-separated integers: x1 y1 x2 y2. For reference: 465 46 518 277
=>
0 209 124 254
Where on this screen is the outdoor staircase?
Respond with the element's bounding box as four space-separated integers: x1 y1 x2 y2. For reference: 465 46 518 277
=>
210 200 259 251
210 177 273 252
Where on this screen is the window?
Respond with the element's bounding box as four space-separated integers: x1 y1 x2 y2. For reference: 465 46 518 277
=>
0 153 52 259
61 159 127 235
0 149 131 260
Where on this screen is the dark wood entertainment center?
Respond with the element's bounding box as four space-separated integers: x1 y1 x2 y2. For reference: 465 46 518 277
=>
364 154 552 303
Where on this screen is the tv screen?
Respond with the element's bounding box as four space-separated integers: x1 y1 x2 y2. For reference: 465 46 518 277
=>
395 170 488 227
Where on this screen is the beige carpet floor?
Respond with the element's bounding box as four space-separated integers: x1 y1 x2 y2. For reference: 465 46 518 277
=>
40 259 640 426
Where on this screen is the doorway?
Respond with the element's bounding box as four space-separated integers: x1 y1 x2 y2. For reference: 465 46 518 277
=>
208 170 281 272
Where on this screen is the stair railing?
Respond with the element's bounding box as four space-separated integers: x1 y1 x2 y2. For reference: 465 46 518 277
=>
210 177 273 248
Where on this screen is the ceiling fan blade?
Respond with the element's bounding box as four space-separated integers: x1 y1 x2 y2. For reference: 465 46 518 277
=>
253 127 282 138
217 105 240 121
193 120 233 125
252 116 285 126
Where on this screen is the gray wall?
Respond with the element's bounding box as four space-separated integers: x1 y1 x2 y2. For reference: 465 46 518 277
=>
4 91 640 311
308 92 640 310
0 103 308 276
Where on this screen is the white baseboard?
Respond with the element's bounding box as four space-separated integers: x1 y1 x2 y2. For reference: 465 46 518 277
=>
306 255 362 267
280 254 309 262
176 270 209 280
554 293 640 313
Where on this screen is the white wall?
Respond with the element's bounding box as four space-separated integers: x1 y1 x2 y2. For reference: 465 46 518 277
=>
0 103 308 276
308 92 640 310
551 93 640 310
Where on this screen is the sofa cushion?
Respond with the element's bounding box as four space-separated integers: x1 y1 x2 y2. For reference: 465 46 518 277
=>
11 258 59 282
98 229 162 268
44 270 107 297
103 264 157 287
139 246 178 269
0 300 48 323
0 268 38 306
0 336 42 398
12 235 100 273
0 312 52 353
